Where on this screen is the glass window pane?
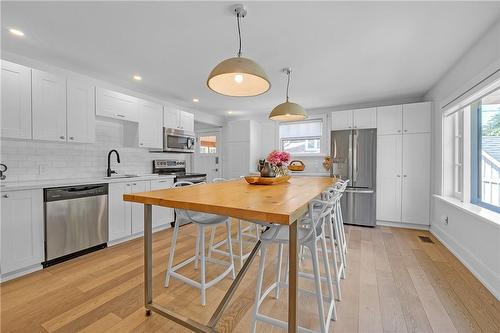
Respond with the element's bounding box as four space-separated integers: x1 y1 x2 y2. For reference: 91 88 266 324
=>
282 138 321 154
478 88 500 209
199 136 216 154
279 120 322 138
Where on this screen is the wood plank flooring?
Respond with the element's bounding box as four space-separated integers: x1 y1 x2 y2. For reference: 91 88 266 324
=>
1 223 499 333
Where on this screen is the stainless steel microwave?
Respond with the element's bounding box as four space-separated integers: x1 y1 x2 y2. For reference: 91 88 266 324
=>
162 127 195 153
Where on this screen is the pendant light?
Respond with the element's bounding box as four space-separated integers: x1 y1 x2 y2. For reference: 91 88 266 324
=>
269 68 307 121
207 5 270 97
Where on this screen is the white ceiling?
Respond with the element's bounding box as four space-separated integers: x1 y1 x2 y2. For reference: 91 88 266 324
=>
2 1 499 116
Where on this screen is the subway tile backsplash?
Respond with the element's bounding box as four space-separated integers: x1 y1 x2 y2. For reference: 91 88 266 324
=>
0 120 185 182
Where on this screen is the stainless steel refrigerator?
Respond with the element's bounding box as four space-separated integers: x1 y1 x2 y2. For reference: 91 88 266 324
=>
331 129 376 227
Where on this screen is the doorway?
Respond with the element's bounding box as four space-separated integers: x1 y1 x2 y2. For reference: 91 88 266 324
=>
193 128 222 182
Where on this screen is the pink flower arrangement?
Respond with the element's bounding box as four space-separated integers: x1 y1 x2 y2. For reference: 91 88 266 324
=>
267 150 291 167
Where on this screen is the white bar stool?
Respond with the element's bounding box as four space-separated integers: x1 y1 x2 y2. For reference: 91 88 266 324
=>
251 199 337 333
208 178 261 267
164 181 236 306
332 180 349 274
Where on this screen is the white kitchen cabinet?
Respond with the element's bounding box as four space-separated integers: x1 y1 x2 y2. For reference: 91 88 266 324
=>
352 108 377 129
402 102 431 134
377 105 402 135
67 80 95 143
331 110 352 130
225 120 261 178
32 69 67 141
331 108 376 130
1 189 44 275
150 179 174 228
164 107 194 132
109 180 151 243
1 60 32 139
179 111 195 132
96 87 138 122
401 133 430 225
138 100 163 149
376 135 402 222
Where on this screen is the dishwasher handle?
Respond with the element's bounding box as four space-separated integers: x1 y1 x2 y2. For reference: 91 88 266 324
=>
45 184 108 202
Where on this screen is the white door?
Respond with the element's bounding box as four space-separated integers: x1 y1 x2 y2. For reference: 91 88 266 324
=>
403 102 431 134
32 69 67 141
179 111 195 132
131 181 151 234
402 133 431 225
150 179 174 228
108 182 132 242
376 134 402 222
352 108 377 129
194 130 222 182
1 61 32 139
163 107 179 129
67 80 95 143
1 189 44 274
377 105 402 135
331 110 353 130
138 100 163 149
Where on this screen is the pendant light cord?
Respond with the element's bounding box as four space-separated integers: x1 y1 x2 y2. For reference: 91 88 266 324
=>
236 13 242 57
285 69 291 102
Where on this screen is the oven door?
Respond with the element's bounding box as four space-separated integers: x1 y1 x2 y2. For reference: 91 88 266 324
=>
163 128 195 153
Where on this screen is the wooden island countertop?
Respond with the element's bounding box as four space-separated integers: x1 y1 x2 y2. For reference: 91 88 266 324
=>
123 176 335 225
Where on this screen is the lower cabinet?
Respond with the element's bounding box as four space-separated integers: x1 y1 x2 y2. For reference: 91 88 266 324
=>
150 179 175 228
1 189 44 276
108 179 174 244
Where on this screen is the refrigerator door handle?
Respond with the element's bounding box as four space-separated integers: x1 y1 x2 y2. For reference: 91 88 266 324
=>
348 131 353 181
345 188 375 194
352 130 358 184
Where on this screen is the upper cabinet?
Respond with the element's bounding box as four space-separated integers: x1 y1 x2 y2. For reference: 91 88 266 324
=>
67 81 95 143
96 88 138 122
402 102 431 134
138 100 163 149
377 102 431 135
1 61 32 139
32 69 67 142
164 107 194 132
331 108 376 130
377 105 402 135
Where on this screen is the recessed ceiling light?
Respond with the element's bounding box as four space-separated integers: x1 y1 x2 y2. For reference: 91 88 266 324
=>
133 75 142 81
9 28 24 37
227 111 233 114
192 98 199 103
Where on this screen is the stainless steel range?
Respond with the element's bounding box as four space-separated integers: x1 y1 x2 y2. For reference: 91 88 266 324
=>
153 160 206 184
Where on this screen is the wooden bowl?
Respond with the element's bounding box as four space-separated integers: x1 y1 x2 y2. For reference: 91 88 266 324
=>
244 175 291 185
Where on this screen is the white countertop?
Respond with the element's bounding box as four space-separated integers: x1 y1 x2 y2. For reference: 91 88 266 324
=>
0 174 176 191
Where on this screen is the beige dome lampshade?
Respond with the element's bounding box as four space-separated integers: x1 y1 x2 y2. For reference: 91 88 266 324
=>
207 5 270 97
269 68 307 121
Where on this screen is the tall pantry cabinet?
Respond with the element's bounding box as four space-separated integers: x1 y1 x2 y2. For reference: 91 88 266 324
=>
376 102 431 226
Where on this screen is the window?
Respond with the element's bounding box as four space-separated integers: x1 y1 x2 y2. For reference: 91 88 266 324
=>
471 88 500 212
279 119 323 155
199 135 217 154
453 110 464 198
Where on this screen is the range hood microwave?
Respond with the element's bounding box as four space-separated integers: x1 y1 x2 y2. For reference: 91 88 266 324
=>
151 127 195 153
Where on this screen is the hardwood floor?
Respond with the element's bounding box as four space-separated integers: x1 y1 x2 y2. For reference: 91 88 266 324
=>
1 223 499 333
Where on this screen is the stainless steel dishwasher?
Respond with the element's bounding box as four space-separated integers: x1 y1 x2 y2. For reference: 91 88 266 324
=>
44 184 108 267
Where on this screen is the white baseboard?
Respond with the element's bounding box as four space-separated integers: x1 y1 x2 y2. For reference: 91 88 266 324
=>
376 220 430 231
108 223 172 247
430 224 500 301
0 264 43 283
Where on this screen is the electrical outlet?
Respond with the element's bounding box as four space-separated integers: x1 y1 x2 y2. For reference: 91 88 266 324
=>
38 164 48 175
443 216 449 225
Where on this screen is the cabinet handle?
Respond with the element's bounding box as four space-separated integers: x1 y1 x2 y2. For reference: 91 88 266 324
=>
115 114 125 118
140 143 143 146
404 130 408 132
396 175 401 177
59 136 65 140
397 130 401 133
132 183 137 186
126 184 131 186
3 194 9 198
403 175 407 177
69 137 75 140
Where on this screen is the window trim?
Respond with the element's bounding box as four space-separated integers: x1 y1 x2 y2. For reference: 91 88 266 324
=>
277 115 327 157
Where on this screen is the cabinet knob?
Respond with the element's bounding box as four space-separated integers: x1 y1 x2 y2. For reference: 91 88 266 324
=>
396 175 401 177
140 143 143 146
115 114 125 118
404 130 408 132
403 175 407 177
60 136 65 140
126 184 131 186
132 183 137 186
397 130 401 133
3 194 9 198
70 137 75 140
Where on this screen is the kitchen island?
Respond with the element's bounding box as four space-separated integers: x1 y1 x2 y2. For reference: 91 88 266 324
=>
123 176 335 333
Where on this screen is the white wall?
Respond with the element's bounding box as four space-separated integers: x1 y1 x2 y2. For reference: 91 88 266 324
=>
424 19 500 299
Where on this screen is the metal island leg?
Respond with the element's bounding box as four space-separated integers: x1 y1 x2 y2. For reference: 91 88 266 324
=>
288 219 298 333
